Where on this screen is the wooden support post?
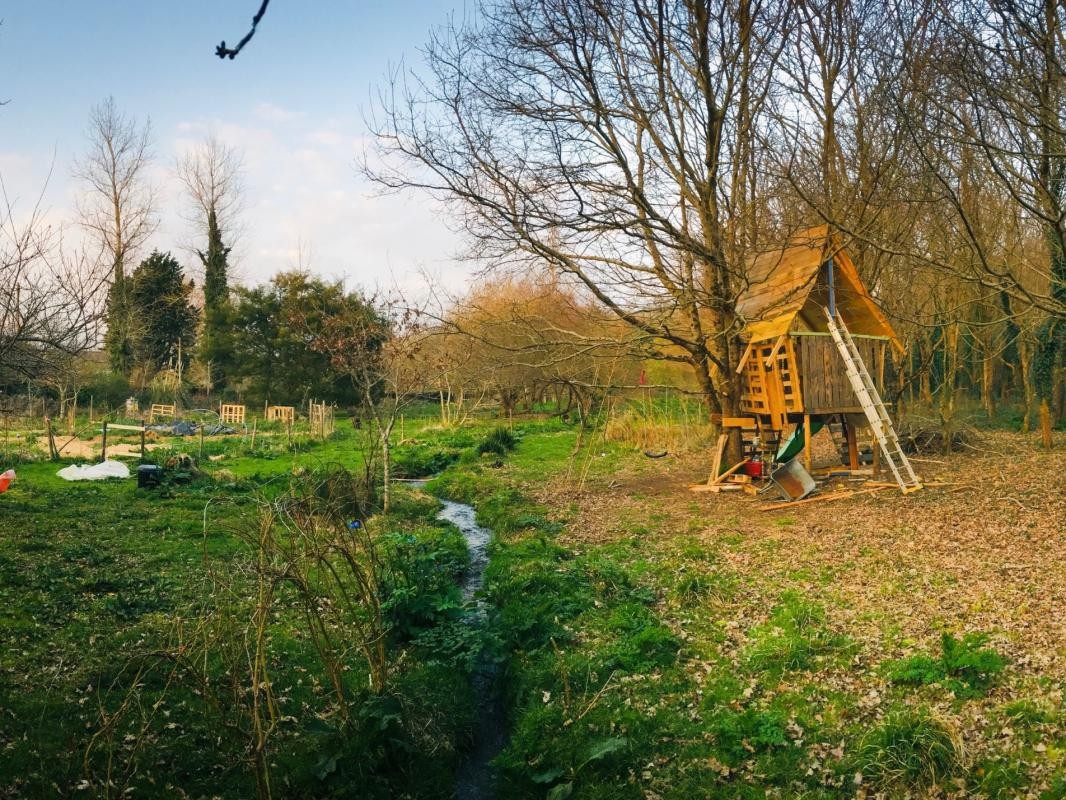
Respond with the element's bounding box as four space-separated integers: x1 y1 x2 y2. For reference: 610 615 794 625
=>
199 423 204 459
707 433 728 484
250 418 258 450
88 395 93 423
871 435 881 477
140 426 146 461
846 419 859 470
101 422 108 462
803 414 812 473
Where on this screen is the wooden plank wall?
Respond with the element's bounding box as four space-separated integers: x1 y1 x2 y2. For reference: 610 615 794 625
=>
796 335 884 412
739 338 804 429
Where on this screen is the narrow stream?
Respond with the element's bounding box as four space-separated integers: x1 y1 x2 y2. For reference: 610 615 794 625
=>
405 481 505 800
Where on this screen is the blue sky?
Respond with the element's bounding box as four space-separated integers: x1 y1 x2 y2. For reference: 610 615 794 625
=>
0 1 465 293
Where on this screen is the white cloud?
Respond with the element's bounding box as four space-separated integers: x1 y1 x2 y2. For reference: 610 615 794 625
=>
2 103 470 301
251 103 306 124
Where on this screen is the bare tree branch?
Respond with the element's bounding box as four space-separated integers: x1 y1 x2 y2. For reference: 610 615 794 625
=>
215 0 271 60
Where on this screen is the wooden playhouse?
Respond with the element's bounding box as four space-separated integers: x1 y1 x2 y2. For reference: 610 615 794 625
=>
705 225 920 496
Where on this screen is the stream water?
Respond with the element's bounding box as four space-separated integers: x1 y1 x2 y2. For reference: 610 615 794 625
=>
405 481 505 800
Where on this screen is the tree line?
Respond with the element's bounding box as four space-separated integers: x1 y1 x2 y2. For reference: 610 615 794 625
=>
370 0 1066 439
1 96 389 414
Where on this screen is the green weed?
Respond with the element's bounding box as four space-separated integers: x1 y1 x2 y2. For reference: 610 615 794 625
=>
886 632 1006 698
478 426 517 455
380 525 468 637
601 603 680 672
746 593 848 673
971 759 1029 798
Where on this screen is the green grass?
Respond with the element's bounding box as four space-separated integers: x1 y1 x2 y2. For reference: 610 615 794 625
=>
0 418 511 798
3 412 1061 798
746 592 852 674
854 709 964 791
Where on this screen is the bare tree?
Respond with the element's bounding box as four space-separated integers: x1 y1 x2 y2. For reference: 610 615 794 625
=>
877 0 1066 433
74 96 157 374
371 0 794 459
177 135 245 246
310 297 423 515
0 176 108 387
215 0 271 60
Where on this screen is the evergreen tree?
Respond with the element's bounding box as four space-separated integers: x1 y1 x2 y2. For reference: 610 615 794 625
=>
197 208 233 388
104 272 134 374
128 251 198 375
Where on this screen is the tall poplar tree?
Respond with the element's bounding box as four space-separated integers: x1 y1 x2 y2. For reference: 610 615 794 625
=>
177 136 243 390
75 97 156 375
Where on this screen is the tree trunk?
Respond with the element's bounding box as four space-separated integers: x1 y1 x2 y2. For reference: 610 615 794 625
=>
1020 338 1033 433
380 416 395 515
981 350 995 418
940 322 960 454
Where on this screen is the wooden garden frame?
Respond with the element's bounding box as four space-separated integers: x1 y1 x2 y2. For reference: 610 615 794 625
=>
219 403 246 425
101 422 146 461
148 403 176 423
266 405 295 423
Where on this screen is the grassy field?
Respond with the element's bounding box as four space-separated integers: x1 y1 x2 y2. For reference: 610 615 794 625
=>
0 417 490 799
1 411 1064 798
427 423 1066 799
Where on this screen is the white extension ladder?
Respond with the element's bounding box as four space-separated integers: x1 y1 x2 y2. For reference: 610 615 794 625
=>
824 308 922 494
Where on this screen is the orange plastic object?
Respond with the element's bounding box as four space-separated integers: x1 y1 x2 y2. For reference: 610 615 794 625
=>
0 469 15 494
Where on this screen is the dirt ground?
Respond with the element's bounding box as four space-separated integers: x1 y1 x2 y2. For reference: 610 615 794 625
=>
548 431 1066 673
529 430 1065 789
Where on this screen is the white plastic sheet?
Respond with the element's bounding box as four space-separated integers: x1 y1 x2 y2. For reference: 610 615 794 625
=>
57 460 131 481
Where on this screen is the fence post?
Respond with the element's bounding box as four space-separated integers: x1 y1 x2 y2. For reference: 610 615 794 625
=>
101 422 108 462
44 416 56 460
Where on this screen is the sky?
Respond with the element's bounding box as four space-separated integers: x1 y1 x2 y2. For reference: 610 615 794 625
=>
0 0 466 295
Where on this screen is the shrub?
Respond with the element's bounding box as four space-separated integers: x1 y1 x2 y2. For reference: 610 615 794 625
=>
380 526 468 638
81 369 132 409
477 426 517 456
392 445 460 478
856 709 964 791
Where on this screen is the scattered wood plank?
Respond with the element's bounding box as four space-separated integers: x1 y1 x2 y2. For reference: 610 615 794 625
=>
712 458 750 484
706 434 727 484
690 482 744 493
863 480 952 488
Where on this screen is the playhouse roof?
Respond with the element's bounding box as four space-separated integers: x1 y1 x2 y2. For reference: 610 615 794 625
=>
735 225 902 350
